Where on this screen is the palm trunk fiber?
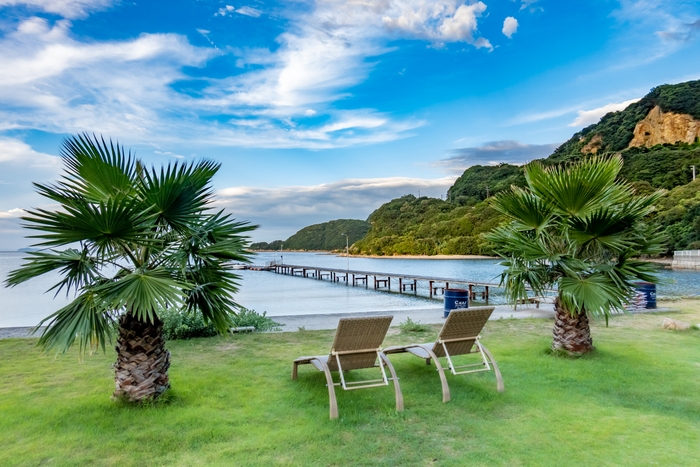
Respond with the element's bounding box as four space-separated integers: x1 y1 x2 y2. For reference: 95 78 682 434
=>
113 312 170 402
551 299 593 355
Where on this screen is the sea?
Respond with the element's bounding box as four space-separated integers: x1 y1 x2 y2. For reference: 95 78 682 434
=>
1 251 699 328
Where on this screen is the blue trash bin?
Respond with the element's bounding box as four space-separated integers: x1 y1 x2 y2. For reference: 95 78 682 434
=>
634 282 657 309
444 288 469 318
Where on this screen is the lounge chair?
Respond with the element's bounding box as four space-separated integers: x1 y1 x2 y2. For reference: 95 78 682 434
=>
292 315 404 419
384 307 503 403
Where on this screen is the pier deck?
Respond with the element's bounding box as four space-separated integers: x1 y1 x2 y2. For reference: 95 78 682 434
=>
272 263 499 300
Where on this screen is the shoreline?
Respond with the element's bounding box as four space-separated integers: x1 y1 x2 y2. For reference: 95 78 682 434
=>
346 254 495 260
251 250 496 260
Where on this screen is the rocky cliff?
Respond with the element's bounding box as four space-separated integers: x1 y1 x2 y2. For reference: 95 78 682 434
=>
629 106 700 148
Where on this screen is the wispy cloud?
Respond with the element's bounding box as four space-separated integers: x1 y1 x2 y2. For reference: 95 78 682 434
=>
215 176 456 241
569 98 641 127
0 0 114 19
508 103 583 125
435 140 560 172
0 1 492 151
519 0 540 12
613 1 700 52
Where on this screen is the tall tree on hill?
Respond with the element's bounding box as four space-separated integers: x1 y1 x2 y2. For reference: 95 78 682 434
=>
5 134 255 401
485 156 664 354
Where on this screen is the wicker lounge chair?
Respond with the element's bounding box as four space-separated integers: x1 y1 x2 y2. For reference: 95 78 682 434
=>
384 306 503 403
292 315 404 419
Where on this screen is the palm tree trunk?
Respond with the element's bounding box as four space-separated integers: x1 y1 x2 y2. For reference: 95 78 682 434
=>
113 312 170 401
551 298 593 355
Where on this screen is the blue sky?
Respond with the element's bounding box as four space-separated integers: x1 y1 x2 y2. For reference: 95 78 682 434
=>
0 0 699 248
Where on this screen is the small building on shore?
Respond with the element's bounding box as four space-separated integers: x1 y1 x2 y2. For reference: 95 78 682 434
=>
672 250 700 270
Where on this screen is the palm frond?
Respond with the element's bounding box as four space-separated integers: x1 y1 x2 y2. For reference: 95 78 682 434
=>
558 274 626 317
525 156 625 217
182 262 241 333
140 159 220 232
5 248 100 296
490 187 555 231
60 133 137 202
96 268 189 323
22 195 153 256
35 290 116 354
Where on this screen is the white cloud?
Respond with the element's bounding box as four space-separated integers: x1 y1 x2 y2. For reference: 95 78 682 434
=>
0 137 60 168
216 176 456 241
508 103 583 125
0 1 489 150
502 17 518 38
216 5 236 16
568 98 641 127
519 0 539 11
381 1 490 47
236 6 261 18
216 5 261 18
0 0 113 19
0 208 25 219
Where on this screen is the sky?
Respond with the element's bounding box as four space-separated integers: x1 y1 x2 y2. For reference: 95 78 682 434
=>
0 0 699 249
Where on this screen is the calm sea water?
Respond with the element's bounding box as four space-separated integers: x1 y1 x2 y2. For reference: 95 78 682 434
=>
1 251 698 327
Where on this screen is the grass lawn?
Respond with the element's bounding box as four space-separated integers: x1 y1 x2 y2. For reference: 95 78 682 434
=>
1 301 699 466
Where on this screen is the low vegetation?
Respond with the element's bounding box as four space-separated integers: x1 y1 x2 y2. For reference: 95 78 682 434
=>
1 301 698 466
161 307 283 340
398 316 432 333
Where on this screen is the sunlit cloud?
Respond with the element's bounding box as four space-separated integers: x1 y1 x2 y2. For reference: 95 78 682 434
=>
0 1 492 151
0 136 61 168
502 17 518 38
569 98 641 127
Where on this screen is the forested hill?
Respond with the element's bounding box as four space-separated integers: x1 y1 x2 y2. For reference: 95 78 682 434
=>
352 79 700 256
250 219 370 251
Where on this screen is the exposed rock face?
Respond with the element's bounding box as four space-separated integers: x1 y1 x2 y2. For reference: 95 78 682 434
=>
581 135 603 154
629 106 700 148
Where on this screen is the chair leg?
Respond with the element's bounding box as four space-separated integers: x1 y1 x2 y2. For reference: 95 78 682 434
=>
411 345 451 402
312 358 339 419
480 344 504 393
378 352 404 412
291 361 299 380
419 346 451 403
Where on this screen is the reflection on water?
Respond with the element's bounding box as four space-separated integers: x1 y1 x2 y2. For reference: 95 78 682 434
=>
1 251 698 327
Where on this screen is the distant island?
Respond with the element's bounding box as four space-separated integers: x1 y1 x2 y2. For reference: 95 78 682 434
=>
250 219 369 251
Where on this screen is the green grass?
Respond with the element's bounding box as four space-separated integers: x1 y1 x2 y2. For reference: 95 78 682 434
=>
1 301 699 466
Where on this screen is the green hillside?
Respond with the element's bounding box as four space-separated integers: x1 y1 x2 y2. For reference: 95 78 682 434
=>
351 196 502 256
284 219 370 250
250 219 370 251
353 79 700 256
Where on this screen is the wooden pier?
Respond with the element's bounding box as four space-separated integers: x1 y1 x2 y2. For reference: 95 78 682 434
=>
272 264 498 300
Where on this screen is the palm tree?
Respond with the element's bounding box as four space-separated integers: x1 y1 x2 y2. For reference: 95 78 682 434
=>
485 156 664 355
5 134 256 401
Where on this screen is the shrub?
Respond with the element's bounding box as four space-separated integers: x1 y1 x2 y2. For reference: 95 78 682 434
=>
231 308 284 332
161 308 218 340
398 317 431 334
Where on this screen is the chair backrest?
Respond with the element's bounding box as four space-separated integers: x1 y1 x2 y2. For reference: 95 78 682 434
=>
431 307 495 358
327 316 393 371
